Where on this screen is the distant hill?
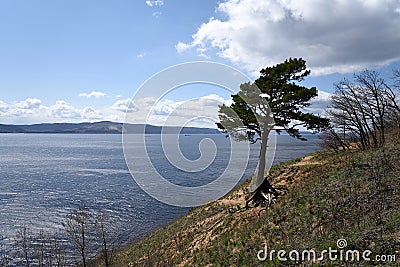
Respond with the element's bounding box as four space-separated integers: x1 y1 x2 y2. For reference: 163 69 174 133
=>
0 124 25 133
0 121 221 134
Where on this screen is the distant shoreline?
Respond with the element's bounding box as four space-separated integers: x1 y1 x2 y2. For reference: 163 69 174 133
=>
0 121 221 134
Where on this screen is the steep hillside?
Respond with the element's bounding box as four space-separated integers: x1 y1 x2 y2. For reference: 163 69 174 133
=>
101 136 400 266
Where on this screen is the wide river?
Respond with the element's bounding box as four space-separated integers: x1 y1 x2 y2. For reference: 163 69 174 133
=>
0 133 320 260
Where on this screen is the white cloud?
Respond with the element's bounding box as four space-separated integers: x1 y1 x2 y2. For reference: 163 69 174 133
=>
175 42 191 54
145 94 231 127
5 98 44 118
137 52 147 58
305 90 332 114
145 0 164 7
152 99 179 116
50 100 81 119
111 98 138 113
0 100 8 113
152 11 162 18
79 91 106 98
177 0 400 75
14 98 42 109
81 107 103 120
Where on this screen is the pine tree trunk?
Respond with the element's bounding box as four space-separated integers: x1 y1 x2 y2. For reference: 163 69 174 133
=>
255 129 270 190
246 128 279 208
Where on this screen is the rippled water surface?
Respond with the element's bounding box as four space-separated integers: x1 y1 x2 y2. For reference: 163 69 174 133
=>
0 133 320 253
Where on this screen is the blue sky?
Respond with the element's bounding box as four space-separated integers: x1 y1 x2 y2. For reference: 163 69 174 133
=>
1 0 400 126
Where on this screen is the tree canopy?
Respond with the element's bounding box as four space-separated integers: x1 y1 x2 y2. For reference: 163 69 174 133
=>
218 58 329 142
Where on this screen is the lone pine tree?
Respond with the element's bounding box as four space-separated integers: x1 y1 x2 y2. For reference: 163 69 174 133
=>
218 58 329 207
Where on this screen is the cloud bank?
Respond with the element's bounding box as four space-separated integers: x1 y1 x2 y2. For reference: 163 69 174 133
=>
0 94 232 127
0 99 105 124
177 0 400 75
0 90 331 127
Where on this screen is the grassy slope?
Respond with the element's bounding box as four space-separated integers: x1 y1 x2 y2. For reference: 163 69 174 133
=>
105 136 400 266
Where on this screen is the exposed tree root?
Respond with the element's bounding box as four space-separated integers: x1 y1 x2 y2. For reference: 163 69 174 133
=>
245 178 288 214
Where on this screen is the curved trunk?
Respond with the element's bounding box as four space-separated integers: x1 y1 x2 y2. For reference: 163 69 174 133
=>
255 129 272 191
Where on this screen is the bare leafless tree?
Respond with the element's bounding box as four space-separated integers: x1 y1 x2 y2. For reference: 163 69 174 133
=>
63 205 93 267
328 78 372 149
326 70 400 150
46 232 66 267
48 232 66 267
93 210 115 267
355 70 389 144
32 230 46 267
388 70 400 132
14 226 33 267
319 127 351 152
0 233 10 267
